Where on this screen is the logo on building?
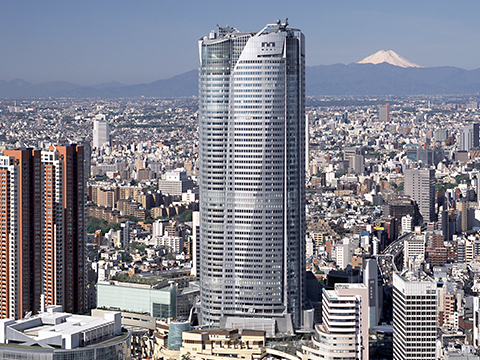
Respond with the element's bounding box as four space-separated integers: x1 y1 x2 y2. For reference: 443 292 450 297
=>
261 42 275 48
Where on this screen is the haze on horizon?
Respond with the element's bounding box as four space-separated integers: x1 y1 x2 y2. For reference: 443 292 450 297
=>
1 0 479 86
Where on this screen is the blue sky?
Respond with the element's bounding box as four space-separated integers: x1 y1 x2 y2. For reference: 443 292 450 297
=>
1 0 479 85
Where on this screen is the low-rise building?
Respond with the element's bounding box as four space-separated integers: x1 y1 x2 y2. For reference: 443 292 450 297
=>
0 305 130 359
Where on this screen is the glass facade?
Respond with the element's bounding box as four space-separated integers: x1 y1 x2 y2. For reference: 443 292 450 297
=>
199 22 306 328
97 282 176 319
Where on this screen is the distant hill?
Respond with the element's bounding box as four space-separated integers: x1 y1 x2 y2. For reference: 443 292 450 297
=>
2 64 480 98
306 63 480 95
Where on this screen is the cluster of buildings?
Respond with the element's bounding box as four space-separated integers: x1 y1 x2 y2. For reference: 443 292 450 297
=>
2 20 480 360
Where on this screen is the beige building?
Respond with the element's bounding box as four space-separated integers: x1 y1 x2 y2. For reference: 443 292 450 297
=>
301 283 369 360
179 329 266 360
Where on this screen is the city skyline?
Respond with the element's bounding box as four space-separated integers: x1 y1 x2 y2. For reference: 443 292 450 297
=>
1 0 480 85
198 21 306 330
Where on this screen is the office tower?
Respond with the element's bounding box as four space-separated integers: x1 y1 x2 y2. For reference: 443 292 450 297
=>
404 168 435 222
392 272 437 360
459 123 479 151
198 21 306 330
363 259 382 328
378 103 390 122
308 284 368 359
457 199 470 233
434 129 448 142
0 145 85 319
416 147 444 166
93 116 110 149
344 146 365 174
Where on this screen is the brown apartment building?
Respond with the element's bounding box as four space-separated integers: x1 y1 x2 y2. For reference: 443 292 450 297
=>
0 145 85 319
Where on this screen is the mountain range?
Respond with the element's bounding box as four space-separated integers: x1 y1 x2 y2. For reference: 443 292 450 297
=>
1 51 480 98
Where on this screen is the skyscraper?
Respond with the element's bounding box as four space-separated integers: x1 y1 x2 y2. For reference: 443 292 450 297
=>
93 115 110 150
459 123 479 151
0 145 85 319
404 168 435 223
392 272 437 360
378 103 390 122
198 21 306 330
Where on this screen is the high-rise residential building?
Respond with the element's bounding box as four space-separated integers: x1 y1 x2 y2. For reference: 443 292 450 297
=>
93 115 110 149
392 272 437 360
198 21 306 330
304 284 369 359
459 123 479 151
404 168 435 222
0 145 85 319
378 103 390 122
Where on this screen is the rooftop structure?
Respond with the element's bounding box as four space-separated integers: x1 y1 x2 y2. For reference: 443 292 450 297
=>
0 306 130 359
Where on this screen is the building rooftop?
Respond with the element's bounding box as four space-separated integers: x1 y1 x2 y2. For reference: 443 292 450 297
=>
0 306 123 350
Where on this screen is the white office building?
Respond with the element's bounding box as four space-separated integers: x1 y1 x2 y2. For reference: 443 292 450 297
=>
93 114 110 149
392 271 437 360
199 21 306 330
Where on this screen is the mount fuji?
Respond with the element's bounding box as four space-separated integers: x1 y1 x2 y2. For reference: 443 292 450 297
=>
358 50 422 68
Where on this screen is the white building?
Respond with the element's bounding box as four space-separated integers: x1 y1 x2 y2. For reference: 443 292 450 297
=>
154 236 184 253
198 21 306 330
392 272 437 360
303 283 369 359
0 305 129 359
93 115 110 149
401 214 412 233
335 242 350 270
404 234 425 268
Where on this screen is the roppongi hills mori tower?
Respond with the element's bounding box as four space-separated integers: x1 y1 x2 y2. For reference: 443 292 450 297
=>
198 20 306 332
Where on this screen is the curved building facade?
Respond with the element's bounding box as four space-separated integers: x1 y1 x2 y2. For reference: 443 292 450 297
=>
198 21 306 328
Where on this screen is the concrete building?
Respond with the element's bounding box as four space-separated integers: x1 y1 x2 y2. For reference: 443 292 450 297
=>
97 280 176 319
0 145 86 319
158 170 194 196
404 234 426 268
378 103 390 122
179 329 266 360
303 284 369 359
404 168 435 223
401 214 412 233
93 115 110 149
392 272 437 360
0 305 130 359
459 123 479 151
198 21 306 330
364 258 382 328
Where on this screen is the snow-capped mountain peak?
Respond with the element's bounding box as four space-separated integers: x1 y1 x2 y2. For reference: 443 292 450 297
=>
358 50 421 68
